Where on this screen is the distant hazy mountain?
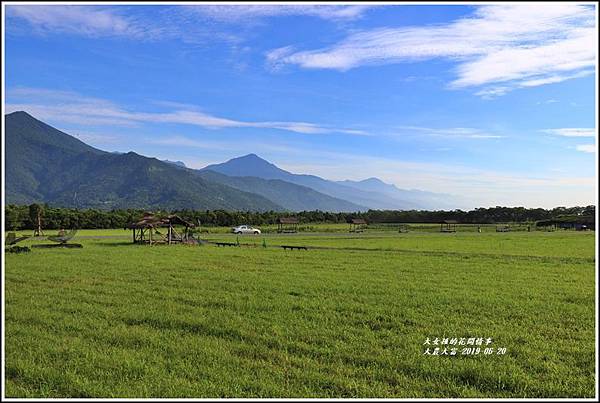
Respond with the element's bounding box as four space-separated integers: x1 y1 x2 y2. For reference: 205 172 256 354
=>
338 178 463 210
203 154 399 209
338 177 398 194
198 170 364 212
203 154 460 210
5 112 283 211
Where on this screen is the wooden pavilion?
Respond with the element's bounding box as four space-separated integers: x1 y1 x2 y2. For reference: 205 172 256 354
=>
128 212 196 245
535 215 594 231
440 220 458 232
277 217 299 233
349 218 368 233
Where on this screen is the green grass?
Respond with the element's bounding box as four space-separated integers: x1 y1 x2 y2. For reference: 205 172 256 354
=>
7 228 132 237
206 231 595 259
4 229 596 398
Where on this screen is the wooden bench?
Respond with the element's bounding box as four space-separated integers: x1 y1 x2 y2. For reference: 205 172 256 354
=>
215 242 238 247
281 245 308 250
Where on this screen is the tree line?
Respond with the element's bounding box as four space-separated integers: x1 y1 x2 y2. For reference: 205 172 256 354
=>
4 204 595 231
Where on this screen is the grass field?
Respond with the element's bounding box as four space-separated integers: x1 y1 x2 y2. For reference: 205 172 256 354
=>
4 227 596 398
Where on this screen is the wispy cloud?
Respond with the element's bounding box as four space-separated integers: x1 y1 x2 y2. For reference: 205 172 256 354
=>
474 87 511 100
536 99 559 105
267 4 596 97
542 128 596 137
6 87 366 136
148 135 235 151
6 4 370 44
541 127 598 154
575 144 596 153
6 5 163 39
182 4 371 23
147 136 300 157
394 126 505 139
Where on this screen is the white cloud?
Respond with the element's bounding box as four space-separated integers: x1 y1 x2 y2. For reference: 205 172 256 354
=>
6 5 161 39
182 5 371 23
575 144 596 153
448 28 595 88
518 69 594 88
542 128 596 137
267 4 596 96
149 135 237 151
7 4 370 44
393 126 505 139
474 87 511 100
6 87 365 136
536 99 559 105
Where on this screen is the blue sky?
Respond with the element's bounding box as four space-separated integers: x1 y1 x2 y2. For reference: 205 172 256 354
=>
4 3 597 208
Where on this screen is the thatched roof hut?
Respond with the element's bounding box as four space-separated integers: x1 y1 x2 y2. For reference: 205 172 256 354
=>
128 213 195 244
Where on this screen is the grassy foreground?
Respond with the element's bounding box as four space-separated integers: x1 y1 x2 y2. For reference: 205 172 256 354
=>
4 230 596 398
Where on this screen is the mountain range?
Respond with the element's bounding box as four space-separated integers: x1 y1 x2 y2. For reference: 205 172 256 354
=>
5 111 463 212
203 155 461 210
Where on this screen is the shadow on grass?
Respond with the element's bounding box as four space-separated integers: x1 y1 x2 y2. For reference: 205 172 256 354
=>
94 241 206 248
92 241 140 247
